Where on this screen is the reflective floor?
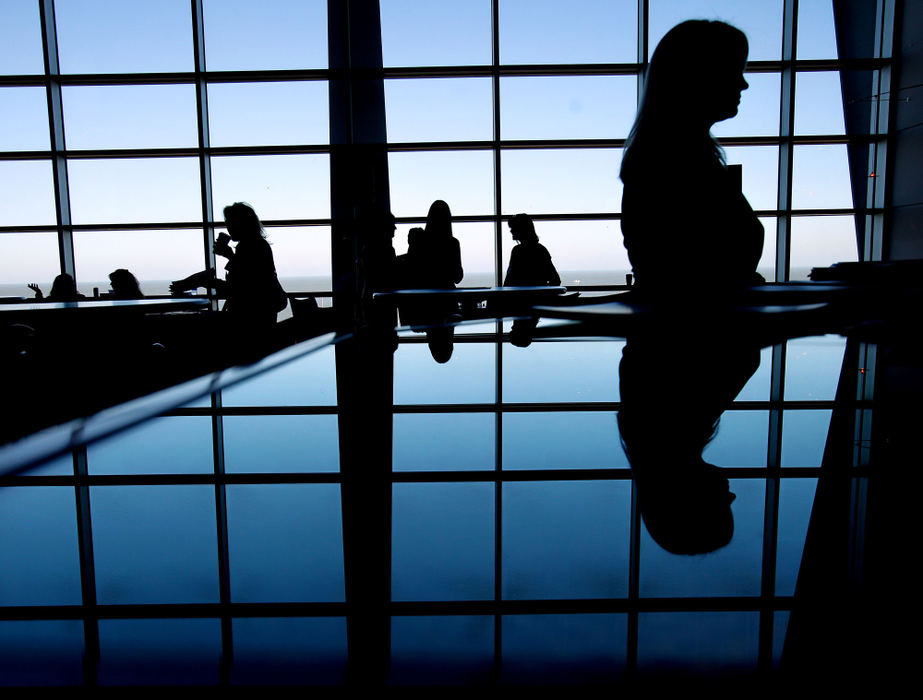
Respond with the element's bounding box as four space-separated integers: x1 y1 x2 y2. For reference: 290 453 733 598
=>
0 316 897 686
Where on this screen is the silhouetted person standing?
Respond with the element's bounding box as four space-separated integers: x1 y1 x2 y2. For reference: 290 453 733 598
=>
620 20 764 298
503 213 561 287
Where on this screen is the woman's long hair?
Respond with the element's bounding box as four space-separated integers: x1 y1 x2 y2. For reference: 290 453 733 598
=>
224 202 265 239
621 20 748 182
425 200 453 239
509 213 539 244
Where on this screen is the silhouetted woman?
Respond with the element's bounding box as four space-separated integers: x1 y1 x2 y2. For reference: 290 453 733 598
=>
414 199 463 289
620 20 764 297
109 269 143 299
28 273 85 302
503 213 561 287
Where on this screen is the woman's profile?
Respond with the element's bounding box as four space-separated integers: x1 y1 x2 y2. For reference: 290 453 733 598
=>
503 213 561 287
620 20 764 296
109 269 143 299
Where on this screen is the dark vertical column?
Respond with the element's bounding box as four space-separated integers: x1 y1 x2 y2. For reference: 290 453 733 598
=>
776 0 798 283
39 0 75 280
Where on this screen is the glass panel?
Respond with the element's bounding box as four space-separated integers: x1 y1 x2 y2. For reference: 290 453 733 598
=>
649 1 784 61
269 226 332 292
390 616 494 685
0 87 49 150
210 154 331 221
62 84 197 149
393 221 494 287
90 485 219 604
203 0 327 70
67 157 201 224
0 232 61 291
500 0 637 64
73 230 204 297
0 0 45 74
386 78 492 143
500 76 636 140
393 342 495 405
527 220 628 287
392 482 494 601
207 81 328 146
24 454 74 478
380 0 491 67
503 339 623 403
792 144 853 209
789 215 858 279
226 484 344 602
503 411 628 469
388 150 494 218
795 72 846 135
0 160 56 226
637 612 760 674
639 478 764 595
393 412 495 471
502 614 628 683
0 620 84 687
780 409 832 467
797 0 839 59
757 216 777 282
735 345 773 402
54 0 193 74
97 619 221 686
221 344 337 406
502 148 622 215
722 146 780 211
0 486 81 606
711 72 781 138
87 417 213 475
784 335 847 400
231 617 347 685
502 481 631 599
776 477 818 596
701 410 769 467
223 415 339 473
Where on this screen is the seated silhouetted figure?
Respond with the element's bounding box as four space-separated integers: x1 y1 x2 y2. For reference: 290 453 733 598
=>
619 20 764 298
109 269 143 299
408 200 463 290
503 214 561 287
28 273 85 302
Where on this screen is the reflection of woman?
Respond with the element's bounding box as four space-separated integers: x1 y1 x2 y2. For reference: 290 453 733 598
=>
503 213 561 287
620 20 764 296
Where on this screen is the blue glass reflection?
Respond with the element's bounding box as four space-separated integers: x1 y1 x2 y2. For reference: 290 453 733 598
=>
226 484 345 603
390 616 494 685
88 416 213 475
394 342 495 405
735 345 773 401
785 336 846 400
0 620 84 686
392 483 494 601
703 410 769 467
503 481 631 599
232 617 347 685
637 612 760 675
776 478 818 595
222 345 337 406
503 339 623 403
503 412 628 469
223 415 339 473
780 410 833 467
393 412 495 471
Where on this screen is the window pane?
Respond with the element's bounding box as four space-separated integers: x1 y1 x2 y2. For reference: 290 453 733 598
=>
503 339 623 403
54 0 193 74
535 220 629 287
501 76 636 140
74 230 205 295
502 148 622 215
736 345 773 402
503 481 631 599
789 215 858 279
210 154 330 221
203 0 327 70
775 477 818 595
267 226 332 291
0 620 84 687
649 1 783 61
0 160 56 225
207 81 329 146
500 0 637 64
223 415 339 473
711 72 781 138
386 78 492 143
637 612 760 674
221 343 337 406
393 220 494 287
1 0 44 74
0 232 60 289
388 150 494 218
87 416 213 475
757 216 777 282
0 87 49 150
63 84 198 149
392 483 494 601
394 342 495 404
780 409 832 467
504 412 628 469
393 412 495 471
795 72 846 135
391 616 494 685
702 410 769 467
792 144 853 209
226 484 345 602
722 146 779 211
68 157 201 224
785 335 847 400
797 0 839 59
381 0 491 67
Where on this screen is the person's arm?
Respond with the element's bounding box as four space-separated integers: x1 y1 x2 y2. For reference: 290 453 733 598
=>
28 283 43 299
170 268 218 295
544 247 561 286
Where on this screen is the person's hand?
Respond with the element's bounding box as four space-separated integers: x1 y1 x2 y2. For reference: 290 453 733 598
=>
213 236 233 259
169 280 186 296
28 283 43 299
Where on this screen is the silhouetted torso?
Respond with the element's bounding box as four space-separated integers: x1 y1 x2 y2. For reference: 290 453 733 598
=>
224 236 281 325
504 241 560 287
413 235 463 289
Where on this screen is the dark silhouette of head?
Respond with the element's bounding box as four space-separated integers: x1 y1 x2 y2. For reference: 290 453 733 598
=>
425 200 453 238
622 20 749 179
49 273 79 300
407 226 424 253
509 213 539 244
223 202 264 242
109 269 142 299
